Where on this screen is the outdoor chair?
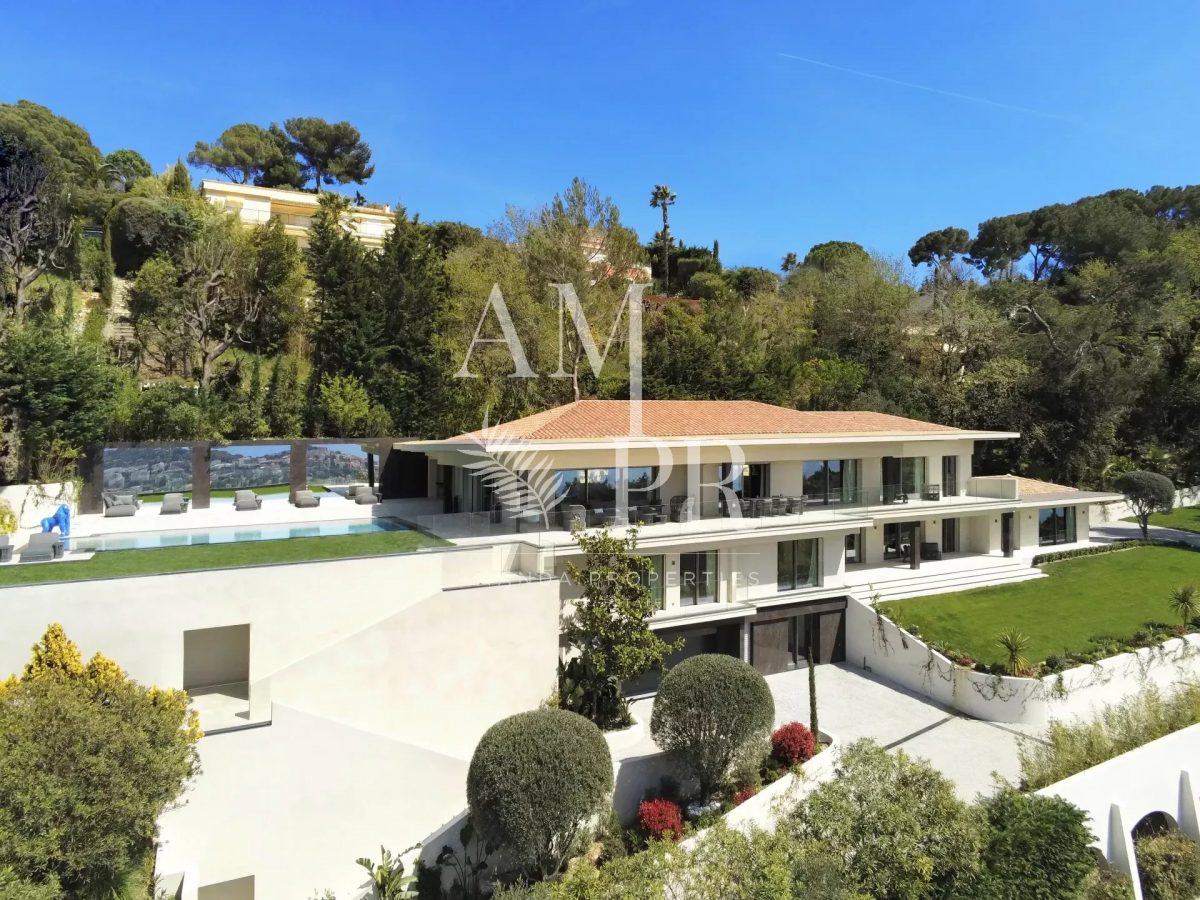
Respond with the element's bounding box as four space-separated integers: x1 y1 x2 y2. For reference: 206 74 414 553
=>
563 504 589 530
787 496 806 515
293 490 321 509
669 495 695 523
920 542 943 561
20 533 63 563
102 491 139 518
353 488 379 505
160 493 189 515
922 485 942 502
0 535 11 563
233 490 262 511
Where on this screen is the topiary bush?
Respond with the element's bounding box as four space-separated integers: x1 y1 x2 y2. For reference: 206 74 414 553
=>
771 722 816 766
637 798 683 842
467 709 613 880
1115 470 1176 539
1136 829 1200 900
650 654 774 801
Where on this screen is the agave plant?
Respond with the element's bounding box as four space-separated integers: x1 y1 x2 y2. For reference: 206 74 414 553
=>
1169 584 1199 632
996 629 1032 676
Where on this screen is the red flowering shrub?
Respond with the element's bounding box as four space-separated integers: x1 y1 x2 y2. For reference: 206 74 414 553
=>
733 785 759 806
638 797 684 841
771 722 816 765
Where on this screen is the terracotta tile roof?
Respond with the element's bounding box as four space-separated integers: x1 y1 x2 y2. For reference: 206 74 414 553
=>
452 400 964 442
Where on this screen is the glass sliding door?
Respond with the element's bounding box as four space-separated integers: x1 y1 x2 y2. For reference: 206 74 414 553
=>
941 455 959 496
1038 506 1077 546
802 459 860 504
941 518 958 553
884 521 918 560
680 551 718 606
777 539 820 591
883 457 925 502
638 554 665 610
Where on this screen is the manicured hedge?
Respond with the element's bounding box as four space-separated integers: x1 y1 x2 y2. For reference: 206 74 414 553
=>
650 654 774 801
467 708 613 879
1136 830 1200 900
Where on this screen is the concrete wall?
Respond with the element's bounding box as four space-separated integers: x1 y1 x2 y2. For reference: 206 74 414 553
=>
846 594 1200 726
0 482 76 540
1038 724 1200 899
269 578 559 759
0 553 445 695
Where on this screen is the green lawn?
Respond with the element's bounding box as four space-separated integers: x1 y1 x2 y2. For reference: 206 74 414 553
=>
136 483 328 503
1124 506 1200 534
886 546 1200 667
0 530 447 587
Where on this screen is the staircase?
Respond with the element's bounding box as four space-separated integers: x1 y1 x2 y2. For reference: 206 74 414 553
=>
849 559 1046 603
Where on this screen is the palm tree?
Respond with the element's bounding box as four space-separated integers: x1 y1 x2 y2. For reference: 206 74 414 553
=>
1169 584 1198 632
649 184 676 240
649 184 676 291
996 628 1031 676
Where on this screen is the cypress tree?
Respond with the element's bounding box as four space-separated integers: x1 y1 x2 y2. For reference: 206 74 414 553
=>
167 159 191 196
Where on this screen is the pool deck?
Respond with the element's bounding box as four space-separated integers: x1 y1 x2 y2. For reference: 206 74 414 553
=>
70 492 442 540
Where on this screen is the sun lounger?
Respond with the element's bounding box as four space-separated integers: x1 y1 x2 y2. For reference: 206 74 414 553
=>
233 490 262 511
160 493 189 515
0 535 11 563
293 490 321 508
20 533 63 562
102 491 140 518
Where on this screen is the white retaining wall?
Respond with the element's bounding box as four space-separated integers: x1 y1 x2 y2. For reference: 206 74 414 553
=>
845 595 1200 725
1038 724 1200 900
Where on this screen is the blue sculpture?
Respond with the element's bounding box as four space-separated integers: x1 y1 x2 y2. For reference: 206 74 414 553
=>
40 504 71 538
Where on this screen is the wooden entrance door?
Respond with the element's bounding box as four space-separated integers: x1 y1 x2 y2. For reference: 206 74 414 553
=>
751 619 793 676
814 611 846 664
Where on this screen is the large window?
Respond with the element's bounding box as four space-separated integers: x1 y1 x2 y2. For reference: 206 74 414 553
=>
720 463 770 499
802 459 861 504
883 456 926 501
778 539 820 591
553 468 619 510
680 551 718 606
1038 506 1076 546
637 554 665 610
628 467 660 506
883 521 919 560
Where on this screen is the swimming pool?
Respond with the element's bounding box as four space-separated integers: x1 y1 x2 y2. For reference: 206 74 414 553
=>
71 518 410 552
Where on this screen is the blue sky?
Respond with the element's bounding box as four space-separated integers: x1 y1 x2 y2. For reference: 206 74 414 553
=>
4 1 1198 271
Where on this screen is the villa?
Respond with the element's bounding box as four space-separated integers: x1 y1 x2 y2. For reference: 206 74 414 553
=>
402 399 1122 685
200 179 395 249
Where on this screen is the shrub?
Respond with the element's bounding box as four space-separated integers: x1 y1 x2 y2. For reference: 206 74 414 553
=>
771 722 816 766
1020 684 1200 790
733 786 759 806
1082 867 1136 900
467 709 613 880
638 798 683 842
650 654 775 801
0 499 16 535
786 739 984 899
1136 830 1200 900
1115 470 1176 539
975 787 1095 899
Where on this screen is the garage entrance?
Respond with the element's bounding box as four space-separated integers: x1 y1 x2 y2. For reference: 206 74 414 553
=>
749 599 846 675
626 620 742 695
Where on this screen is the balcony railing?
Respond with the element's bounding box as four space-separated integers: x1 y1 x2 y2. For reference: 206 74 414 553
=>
408 483 969 542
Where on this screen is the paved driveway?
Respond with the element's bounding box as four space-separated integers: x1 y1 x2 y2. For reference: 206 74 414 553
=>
767 664 1041 801
1092 520 1200 548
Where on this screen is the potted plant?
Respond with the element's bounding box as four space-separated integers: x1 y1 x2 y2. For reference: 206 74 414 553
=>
0 499 16 562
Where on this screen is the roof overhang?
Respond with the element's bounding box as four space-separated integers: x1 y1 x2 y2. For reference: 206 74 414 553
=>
398 430 1020 455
